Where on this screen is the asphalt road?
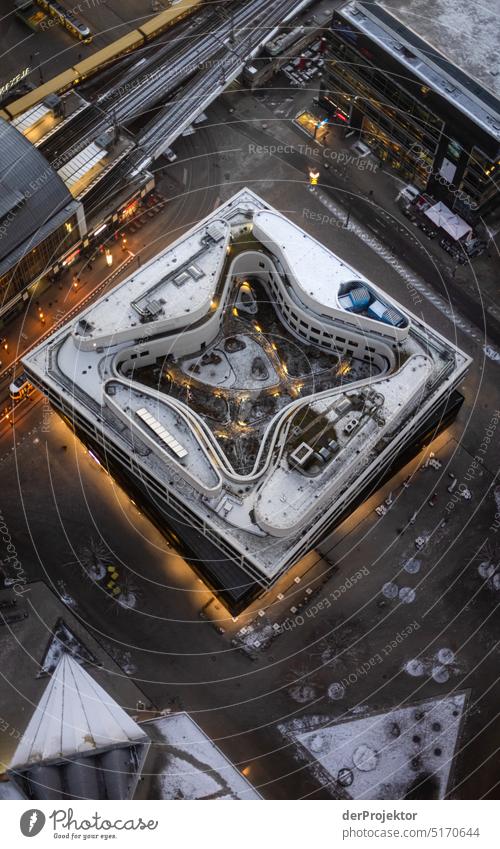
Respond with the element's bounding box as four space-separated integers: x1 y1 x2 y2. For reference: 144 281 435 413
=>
0 88 499 800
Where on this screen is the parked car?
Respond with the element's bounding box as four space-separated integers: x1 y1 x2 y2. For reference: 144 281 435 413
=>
418 221 438 239
351 140 372 158
401 205 418 222
464 238 486 258
396 184 420 204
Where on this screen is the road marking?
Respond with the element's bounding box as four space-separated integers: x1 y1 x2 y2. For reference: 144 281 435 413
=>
314 188 495 354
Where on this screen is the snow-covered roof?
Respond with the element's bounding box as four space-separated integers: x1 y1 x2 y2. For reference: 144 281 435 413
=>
342 2 500 140
254 209 368 310
281 692 467 799
23 189 471 592
253 210 407 326
74 219 230 348
10 653 148 769
139 713 262 800
377 0 500 100
424 202 472 240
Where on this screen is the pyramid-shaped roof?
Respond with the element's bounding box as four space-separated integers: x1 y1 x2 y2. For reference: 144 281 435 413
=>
10 653 148 770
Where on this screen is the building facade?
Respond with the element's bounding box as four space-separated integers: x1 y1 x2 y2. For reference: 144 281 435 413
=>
23 190 471 612
319 1 500 220
0 117 86 324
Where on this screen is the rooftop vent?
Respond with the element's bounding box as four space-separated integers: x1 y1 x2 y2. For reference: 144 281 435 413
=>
76 318 94 336
140 299 163 320
172 271 190 287
205 221 226 242
187 263 204 280
290 442 314 467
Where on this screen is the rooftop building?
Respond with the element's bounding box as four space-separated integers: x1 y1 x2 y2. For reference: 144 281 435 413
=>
23 189 471 611
5 650 260 801
0 117 85 323
319 1 500 218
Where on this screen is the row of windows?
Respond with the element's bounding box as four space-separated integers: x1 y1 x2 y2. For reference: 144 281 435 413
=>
265 270 371 356
325 65 440 157
41 382 263 580
0 215 79 303
328 35 443 134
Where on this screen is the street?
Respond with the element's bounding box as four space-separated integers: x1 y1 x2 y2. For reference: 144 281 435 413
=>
1 79 499 799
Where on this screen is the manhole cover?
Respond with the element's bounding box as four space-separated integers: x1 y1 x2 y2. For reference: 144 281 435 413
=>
338 767 354 787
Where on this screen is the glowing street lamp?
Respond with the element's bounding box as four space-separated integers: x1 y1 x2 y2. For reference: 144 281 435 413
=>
314 118 327 139
105 248 113 267
309 168 320 186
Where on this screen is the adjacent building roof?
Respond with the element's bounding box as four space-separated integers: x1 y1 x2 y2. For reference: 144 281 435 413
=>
0 582 149 779
377 0 500 100
137 713 262 800
341 2 500 141
0 117 75 272
10 653 148 770
5 647 261 801
280 692 468 799
8 653 151 801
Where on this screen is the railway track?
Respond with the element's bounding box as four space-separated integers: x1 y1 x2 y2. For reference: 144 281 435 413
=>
41 0 313 171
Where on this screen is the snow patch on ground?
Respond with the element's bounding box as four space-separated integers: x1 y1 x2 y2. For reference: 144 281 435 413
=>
281 693 467 799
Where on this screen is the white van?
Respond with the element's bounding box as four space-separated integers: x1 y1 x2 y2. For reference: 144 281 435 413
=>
396 184 420 204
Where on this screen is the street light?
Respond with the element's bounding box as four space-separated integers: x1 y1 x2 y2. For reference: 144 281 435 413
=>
105 249 113 267
309 168 320 186
314 118 327 140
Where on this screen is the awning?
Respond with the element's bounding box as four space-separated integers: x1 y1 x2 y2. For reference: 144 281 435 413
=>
424 201 472 241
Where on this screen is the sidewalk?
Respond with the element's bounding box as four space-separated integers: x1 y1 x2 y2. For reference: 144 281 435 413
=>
229 80 500 339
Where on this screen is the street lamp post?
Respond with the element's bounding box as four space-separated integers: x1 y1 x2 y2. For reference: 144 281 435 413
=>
314 118 327 140
309 168 320 187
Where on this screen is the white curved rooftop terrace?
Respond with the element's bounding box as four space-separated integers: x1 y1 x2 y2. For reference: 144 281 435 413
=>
73 219 230 346
252 210 408 331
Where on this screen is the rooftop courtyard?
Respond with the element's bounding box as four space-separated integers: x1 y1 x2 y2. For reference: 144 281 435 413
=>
132 274 381 475
23 189 471 608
